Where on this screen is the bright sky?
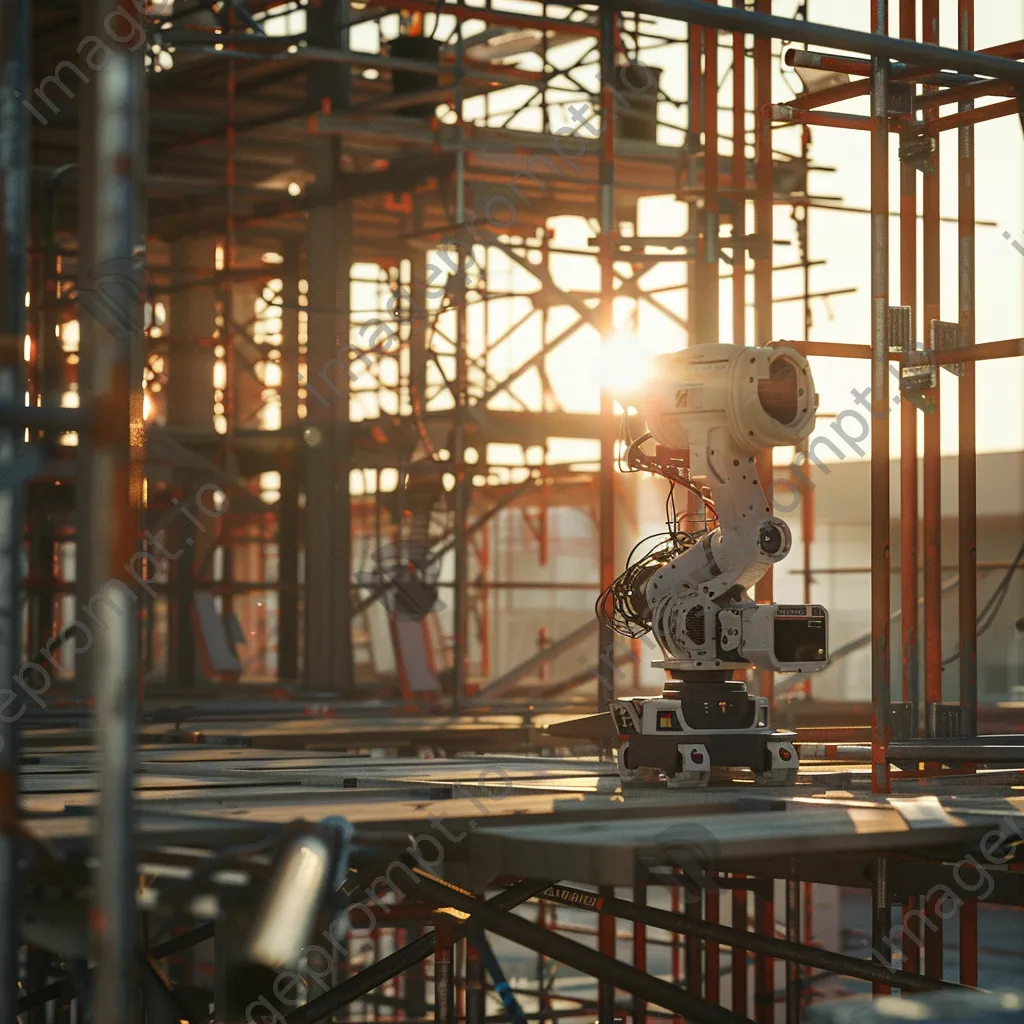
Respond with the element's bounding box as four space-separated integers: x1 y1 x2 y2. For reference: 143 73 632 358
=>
340 1 1024 473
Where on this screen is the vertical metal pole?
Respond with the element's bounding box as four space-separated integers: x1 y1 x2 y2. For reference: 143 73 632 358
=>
0 2 30 1015
870 0 892 796
278 239 300 684
752 0 774 708
597 8 618 720
785 877 800 1023
697 3 720 346
671 884 682 1024
685 889 703 1000
452 11 469 711
753 884 774 1024
921 0 942 738
923 891 943 981
899 0 919 714
902 895 921 977
731 5 746 351
466 930 485 1024
434 913 455 1024
78 0 146 1017
633 884 647 1024
871 857 891 995
598 886 616 1024
731 882 747 1016
959 901 978 987
705 875 720 1006
304 0 353 695
957 0 977 739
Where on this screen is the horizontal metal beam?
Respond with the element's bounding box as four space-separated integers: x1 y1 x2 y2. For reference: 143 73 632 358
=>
412 873 746 1024
592 0 1024 85
539 883 956 994
285 878 547 1024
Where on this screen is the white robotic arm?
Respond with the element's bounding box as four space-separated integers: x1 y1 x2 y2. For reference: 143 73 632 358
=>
634 345 828 675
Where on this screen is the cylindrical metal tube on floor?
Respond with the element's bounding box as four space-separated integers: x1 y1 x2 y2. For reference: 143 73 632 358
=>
869 0 892 796
957 0 978 740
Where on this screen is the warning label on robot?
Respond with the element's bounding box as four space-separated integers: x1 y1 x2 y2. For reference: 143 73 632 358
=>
674 383 703 410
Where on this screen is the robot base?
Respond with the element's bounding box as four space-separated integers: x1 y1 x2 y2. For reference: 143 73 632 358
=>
617 731 799 787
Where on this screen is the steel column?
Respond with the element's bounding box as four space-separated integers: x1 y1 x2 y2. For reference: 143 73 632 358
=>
872 857 891 995
78 0 147 1017
754 887 774 1024
899 0 919 715
958 901 978 987
278 240 300 684
902 896 921 977
0 1 30 1015
957 0 978 738
731 882 747 1016
434 913 456 1024
921 0 943 739
870 0 892 795
634 884 648 1024
304 0 354 695
753 0 774 708
785 878 800 1022
731 2 747 351
596 7 618 720
598 885 616 1024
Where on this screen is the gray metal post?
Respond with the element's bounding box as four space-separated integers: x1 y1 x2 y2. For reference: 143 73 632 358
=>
304 0 354 695
77 1 147 1019
0 0 31 1015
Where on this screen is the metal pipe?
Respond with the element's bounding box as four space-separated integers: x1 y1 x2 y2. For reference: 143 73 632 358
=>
452 13 469 711
731 0 747 351
731 882 747 1016
923 891 943 980
872 856 891 995
591 0 1024 84
754 888 773 1024
434 913 456 1024
869 0 892 796
785 877 800 1023
596 8 618 725
598 885 616 1024
78 0 147 1017
902 896 921 977
899 0 919 716
959 901 978 987
0 1 30 1015
634 884 648 1024
958 0 978 740
706 876 720 1006
922 0 943 740
753 0 774 710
